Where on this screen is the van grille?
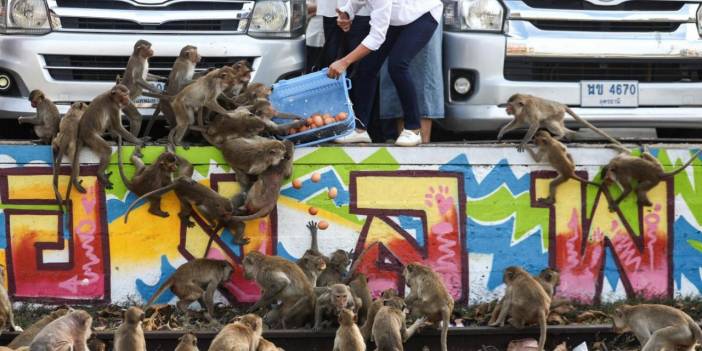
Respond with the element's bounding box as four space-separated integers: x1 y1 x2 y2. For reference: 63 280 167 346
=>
60 18 241 31
529 20 681 32
521 0 684 11
504 58 702 83
43 55 255 82
55 0 245 11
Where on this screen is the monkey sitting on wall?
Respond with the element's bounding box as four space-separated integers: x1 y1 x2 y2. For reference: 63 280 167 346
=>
313 284 360 331
29 309 92 351
18 89 60 144
612 304 702 351
113 307 146 351
403 263 454 351
209 314 262 351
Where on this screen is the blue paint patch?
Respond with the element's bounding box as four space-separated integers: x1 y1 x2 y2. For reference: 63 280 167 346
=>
440 155 530 198
0 145 53 165
281 169 349 206
674 217 702 292
0 213 6 249
136 255 177 304
603 249 622 292
276 242 297 261
106 192 138 224
218 228 242 257
396 216 425 247
468 216 547 290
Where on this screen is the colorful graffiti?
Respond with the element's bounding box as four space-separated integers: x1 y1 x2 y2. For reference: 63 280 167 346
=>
0 145 698 305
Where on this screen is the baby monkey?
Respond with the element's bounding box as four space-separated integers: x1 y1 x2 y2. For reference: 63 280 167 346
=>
527 130 601 205
612 304 702 351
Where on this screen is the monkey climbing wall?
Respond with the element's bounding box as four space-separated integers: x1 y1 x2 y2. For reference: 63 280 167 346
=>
0 144 700 306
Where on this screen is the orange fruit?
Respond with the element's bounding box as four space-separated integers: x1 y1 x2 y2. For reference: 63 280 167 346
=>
308 207 318 215
292 179 302 189
318 221 329 230
327 187 338 199
311 172 321 183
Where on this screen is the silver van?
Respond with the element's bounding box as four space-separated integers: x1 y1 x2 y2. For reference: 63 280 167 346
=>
442 0 702 132
0 0 306 117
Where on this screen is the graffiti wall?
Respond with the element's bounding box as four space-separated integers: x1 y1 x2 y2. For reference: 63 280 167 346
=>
0 144 700 305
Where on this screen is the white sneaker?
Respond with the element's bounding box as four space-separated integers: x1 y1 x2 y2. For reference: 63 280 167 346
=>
395 129 422 146
334 130 372 144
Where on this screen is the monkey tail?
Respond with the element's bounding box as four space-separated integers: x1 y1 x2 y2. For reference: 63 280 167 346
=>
571 175 601 188
116 135 132 190
124 179 183 223
565 107 624 147
689 317 702 344
440 307 450 351
143 276 175 310
229 201 277 221
51 143 65 213
663 150 701 178
537 310 547 351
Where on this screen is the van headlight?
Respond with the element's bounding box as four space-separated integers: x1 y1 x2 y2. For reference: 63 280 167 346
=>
697 4 702 36
248 0 305 38
444 0 505 32
0 0 52 34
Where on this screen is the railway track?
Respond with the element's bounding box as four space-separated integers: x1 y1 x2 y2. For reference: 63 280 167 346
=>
0 325 618 351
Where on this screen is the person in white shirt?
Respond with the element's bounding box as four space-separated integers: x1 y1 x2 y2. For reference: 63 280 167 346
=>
318 0 345 68
329 0 443 147
305 0 325 72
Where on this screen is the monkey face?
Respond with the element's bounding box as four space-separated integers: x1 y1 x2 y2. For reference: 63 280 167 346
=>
111 85 131 107
539 268 560 286
602 166 616 185
611 308 629 333
238 314 263 333
333 292 348 309
503 266 525 284
29 90 44 108
70 102 89 112
380 288 399 299
505 94 525 116
338 308 356 325
158 153 179 173
190 49 202 64
124 306 145 324
135 40 154 59
534 131 551 145
242 252 262 279
330 250 350 268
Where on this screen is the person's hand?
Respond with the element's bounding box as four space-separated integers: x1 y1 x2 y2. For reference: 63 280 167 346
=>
328 58 350 79
336 9 351 32
307 4 317 17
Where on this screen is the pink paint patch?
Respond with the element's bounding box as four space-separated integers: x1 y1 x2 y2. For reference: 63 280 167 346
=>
207 248 226 260
258 220 268 232
368 279 398 298
432 222 453 236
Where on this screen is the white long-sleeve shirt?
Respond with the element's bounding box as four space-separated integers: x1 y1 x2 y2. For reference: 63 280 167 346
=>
340 0 443 51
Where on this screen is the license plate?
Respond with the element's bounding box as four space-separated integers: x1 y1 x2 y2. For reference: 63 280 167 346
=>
580 80 638 107
134 81 166 106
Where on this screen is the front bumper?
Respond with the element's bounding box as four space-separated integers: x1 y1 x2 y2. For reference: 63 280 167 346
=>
0 32 305 118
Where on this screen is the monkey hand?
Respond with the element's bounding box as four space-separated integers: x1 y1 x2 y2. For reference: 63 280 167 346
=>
306 221 318 231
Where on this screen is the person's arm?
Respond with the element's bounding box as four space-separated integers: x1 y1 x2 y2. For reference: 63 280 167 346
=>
328 0 391 79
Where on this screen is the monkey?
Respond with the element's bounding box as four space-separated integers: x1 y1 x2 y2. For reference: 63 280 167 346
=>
175 333 199 351
229 139 294 222
231 83 271 108
317 250 352 288
333 309 365 351
123 177 248 244
314 284 360 331
296 254 327 288
403 262 454 351
222 60 253 100
117 137 193 218
29 309 92 351
113 306 146 351
145 45 201 135
220 136 288 191
169 66 241 149
257 338 284 351
18 89 60 144
489 266 550 351
119 39 167 136
360 289 400 342
488 267 564 326
348 274 372 326
51 102 88 213
143 258 233 325
194 107 267 147
0 265 19 333
208 314 262 351
86 336 106 351
497 93 624 152
603 148 701 210
612 304 702 351
246 98 306 135
70 84 143 193
8 308 69 349
371 296 426 351
526 130 601 205
243 251 316 329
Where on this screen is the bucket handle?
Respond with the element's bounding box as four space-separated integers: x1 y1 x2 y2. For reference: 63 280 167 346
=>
345 78 353 90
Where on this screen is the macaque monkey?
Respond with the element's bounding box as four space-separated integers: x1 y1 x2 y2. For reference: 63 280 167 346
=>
29 309 92 351
232 83 271 107
295 221 329 286
371 297 426 351
223 60 253 99
527 130 600 205
360 289 399 341
403 263 454 351
8 308 69 348
51 102 88 212
175 333 199 351
603 148 701 210
612 304 702 351
257 338 284 351
114 307 146 351
124 177 248 244
0 266 19 332
120 39 167 136
333 309 365 351
314 284 360 331
70 84 142 193
498 93 624 152
117 138 193 218
146 45 201 134
209 314 262 351
229 139 294 221
348 274 372 325
489 267 564 325
143 258 233 324
248 99 305 135
195 108 267 147
489 266 550 351
169 66 240 149
317 250 351 287
243 251 316 329
220 136 288 191
18 89 60 144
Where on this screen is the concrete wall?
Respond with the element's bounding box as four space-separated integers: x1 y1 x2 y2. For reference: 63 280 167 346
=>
0 144 700 306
